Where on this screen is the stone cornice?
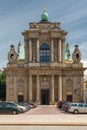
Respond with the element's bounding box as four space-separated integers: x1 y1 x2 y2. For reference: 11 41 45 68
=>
5 66 85 77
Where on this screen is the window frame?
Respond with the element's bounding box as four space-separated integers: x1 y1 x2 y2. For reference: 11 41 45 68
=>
40 43 50 63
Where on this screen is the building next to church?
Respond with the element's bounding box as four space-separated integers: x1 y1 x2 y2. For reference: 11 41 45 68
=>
5 9 86 105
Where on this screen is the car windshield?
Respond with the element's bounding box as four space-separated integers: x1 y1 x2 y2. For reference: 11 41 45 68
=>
71 104 77 107
8 102 17 107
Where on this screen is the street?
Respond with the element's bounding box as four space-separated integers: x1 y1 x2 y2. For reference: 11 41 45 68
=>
0 125 87 130
0 106 87 127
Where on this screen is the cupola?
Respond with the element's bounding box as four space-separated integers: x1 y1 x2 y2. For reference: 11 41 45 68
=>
41 7 49 21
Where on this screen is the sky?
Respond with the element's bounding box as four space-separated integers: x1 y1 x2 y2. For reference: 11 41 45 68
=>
0 0 87 74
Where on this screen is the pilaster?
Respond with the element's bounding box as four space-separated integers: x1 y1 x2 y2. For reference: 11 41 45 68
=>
58 39 62 62
37 40 40 62
51 39 54 62
36 75 40 104
51 75 54 102
13 76 17 102
29 74 32 101
58 75 62 100
29 39 32 62
62 40 65 63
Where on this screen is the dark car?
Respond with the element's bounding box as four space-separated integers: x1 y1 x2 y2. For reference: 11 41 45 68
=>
6 102 26 112
27 102 37 109
57 101 67 109
62 102 71 112
0 102 21 114
17 102 31 111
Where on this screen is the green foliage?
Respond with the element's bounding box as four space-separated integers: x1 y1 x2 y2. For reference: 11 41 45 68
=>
0 72 6 85
0 72 6 101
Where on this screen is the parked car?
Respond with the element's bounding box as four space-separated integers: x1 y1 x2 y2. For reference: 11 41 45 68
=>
27 102 37 109
62 102 71 112
57 101 67 109
0 102 21 114
6 102 26 112
68 103 87 114
17 102 31 111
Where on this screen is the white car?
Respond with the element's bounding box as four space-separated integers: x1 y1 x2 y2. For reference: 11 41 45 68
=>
68 103 87 114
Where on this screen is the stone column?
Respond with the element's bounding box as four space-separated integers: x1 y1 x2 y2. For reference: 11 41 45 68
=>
51 39 54 62
24 76 28 102
36 75 40 104
58 75 62 101
37 40 40 62
80 76 84 102
9 76 14 101
58 39 62 62
51 75 54 102
62 40 65 63
29 39 32 62
13 76 17 102
73 77 76 102
29 74 32 101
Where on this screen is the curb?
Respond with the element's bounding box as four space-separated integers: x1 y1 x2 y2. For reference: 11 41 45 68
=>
0 122 87 126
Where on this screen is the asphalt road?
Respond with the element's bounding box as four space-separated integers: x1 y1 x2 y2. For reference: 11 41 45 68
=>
0 125 87 130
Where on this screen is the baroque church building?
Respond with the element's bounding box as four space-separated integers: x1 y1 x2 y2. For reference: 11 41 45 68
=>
5 9 86 105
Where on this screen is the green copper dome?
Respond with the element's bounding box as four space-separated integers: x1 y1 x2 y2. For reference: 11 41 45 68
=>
41 8 48 21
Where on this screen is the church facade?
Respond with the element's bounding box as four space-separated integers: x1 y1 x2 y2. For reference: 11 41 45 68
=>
5 9 86 104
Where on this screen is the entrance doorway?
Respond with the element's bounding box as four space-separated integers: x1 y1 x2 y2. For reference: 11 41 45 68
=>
67 95 72 102
18 95 24 102
41 89 49 105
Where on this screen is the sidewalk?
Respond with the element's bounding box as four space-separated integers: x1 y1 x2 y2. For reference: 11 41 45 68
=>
1 114 87 126
0 106 87 126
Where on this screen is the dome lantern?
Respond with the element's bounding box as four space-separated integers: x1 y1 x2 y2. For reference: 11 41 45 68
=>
41 6 49 21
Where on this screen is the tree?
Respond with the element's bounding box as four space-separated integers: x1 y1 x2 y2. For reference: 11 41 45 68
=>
0 72 6 101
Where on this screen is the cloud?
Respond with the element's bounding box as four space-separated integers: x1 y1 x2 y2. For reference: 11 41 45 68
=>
0 0 87 69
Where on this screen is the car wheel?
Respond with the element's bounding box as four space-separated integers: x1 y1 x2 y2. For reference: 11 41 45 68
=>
12 110 17 114
73 109 79 114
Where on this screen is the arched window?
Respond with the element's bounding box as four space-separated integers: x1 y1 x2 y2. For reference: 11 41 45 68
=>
40 43 50 62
